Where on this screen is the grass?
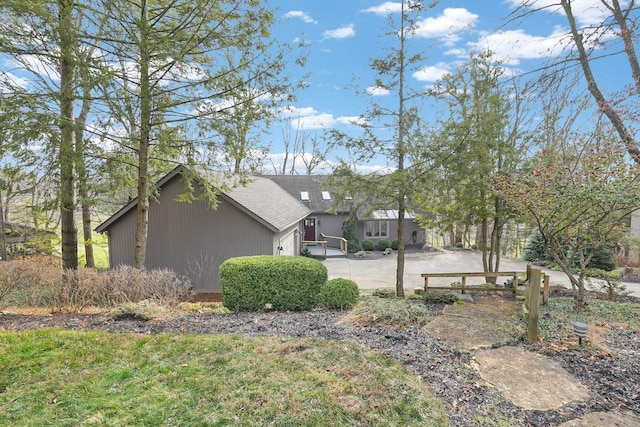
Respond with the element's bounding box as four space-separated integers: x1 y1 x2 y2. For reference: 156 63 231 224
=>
538 297 640 343
341 296 437 329
0 330 449 426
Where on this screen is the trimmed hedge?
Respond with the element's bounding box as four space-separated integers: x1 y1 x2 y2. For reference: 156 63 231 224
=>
318 278 360 310
220 256 327 311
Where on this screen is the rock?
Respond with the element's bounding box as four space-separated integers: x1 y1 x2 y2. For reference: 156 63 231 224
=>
354 250 366 258
383 247 392 255
455 293 475 303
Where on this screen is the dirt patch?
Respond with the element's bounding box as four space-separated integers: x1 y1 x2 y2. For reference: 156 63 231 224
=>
474 346 590 411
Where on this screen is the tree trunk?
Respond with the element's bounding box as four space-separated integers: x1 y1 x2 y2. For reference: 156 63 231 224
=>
0 191 6 261
481 217 489 270
561 0 640 163
75 67 94 268
81 203 94 267
394 0 408 298
58 0 78 270
607 0 640 95
134 0 151 269
396 194 406 298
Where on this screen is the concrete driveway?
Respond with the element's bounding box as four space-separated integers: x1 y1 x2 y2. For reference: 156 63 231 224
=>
322 249 640 298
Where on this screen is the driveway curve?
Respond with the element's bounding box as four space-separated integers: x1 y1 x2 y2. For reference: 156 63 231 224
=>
322 249 640 298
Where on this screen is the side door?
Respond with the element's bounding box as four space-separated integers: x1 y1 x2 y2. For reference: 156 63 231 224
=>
303 217 316 241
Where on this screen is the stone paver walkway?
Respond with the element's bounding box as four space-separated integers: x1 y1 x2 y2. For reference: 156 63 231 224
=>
474 346 590 411
422 295 639 425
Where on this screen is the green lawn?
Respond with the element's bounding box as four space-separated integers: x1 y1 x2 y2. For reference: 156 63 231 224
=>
0 330 449 426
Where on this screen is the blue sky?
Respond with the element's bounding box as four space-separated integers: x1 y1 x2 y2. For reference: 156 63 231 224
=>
263 0 631 173
0 1 632 175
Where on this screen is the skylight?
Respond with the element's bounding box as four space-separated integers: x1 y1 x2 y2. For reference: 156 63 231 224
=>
300 191 309 201
322 191 331 200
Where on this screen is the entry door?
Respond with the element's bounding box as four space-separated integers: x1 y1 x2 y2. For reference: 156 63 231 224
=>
304 217 316 241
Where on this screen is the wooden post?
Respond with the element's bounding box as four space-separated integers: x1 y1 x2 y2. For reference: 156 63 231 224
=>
527 268 541 343
424 276 429 290
461 276 466 294
543 274 550 305
512 275 519 297
526 264 531 282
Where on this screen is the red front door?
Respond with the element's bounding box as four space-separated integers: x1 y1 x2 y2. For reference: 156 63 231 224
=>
304 217 316 241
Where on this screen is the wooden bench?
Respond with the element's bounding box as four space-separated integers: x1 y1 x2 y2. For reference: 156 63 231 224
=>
421 268 550 343
421 271 523 296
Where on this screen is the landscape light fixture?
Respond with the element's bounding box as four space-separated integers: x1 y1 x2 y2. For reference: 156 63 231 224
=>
573 322 588 346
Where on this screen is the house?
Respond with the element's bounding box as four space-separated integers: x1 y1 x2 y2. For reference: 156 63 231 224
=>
264 175 426 247
95 165 311 293
0 221 55 260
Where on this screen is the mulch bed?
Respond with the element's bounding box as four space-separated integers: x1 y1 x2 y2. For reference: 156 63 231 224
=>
1 294 638 427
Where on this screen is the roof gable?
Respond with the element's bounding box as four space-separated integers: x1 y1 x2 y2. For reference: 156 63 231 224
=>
96 165 311 233
224 176 312 232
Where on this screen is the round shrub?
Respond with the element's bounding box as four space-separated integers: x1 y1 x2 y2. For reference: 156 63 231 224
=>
317 278 360 310
391 239 399 250
220 256 327 311
376 239 391 251
361 240 375 251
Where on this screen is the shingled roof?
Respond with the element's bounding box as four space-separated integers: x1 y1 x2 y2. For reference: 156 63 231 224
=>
96 165 311 234
263 175 350 214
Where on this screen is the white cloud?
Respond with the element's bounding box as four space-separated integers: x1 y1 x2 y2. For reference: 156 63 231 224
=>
444 48 468 58
284 11 317 24
323 24 356 40
366 86 390 96
361 2 403 15
470 27 569 65
336 116 368 126
413 63 452 82
294 113 336 129
505 0 614 26
278 105 318 119
0 71 30 90
414 8 478 46
278 105 363 130
12 54 60 83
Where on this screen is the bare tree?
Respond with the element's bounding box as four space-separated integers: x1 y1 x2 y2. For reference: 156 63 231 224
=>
513 0 640 163
300 132 334 175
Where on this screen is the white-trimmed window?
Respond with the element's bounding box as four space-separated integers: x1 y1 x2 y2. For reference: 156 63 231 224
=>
364 221 388 238
321 191 331 200
300 191 309 201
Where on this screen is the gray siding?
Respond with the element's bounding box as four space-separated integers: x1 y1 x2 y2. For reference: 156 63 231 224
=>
273 225 301 256
107 175 275 293
107 209 136 268
357 218 424 246
316 213 348 239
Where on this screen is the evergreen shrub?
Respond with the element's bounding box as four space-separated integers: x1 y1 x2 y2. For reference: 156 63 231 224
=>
422 291 458 305
317 278 360 310
220 256 327 311
342 219 361 253
376 239 391 251
361 240 375 251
